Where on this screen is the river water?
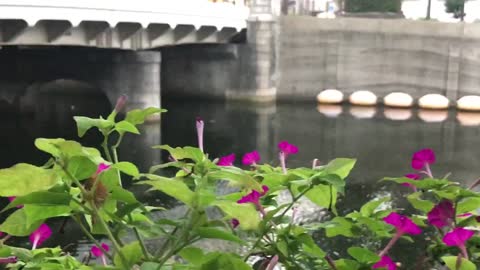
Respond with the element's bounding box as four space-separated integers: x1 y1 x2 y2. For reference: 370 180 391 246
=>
2 92 480 266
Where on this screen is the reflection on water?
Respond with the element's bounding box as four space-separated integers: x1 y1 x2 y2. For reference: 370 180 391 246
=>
2 91 480 265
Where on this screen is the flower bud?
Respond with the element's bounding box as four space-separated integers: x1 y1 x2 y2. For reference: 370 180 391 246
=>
114 95 128 113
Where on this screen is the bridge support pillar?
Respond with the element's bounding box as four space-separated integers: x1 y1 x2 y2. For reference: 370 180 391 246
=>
99 51 162 112
226 0 277 102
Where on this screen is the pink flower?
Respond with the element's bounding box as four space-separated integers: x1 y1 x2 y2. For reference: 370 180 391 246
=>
237 185 269 206
242 151 260 166
443 227 475 259
411 148 435 171
114 95 128 113
383 212 422 235
96 163 110 175
91 243 110 266
427 200 455 228
29 224 52 250
217 154 235 166
266 255 279 270
0 256 17 264
278 141 298 156
231 218 240 229
196 117 204 153
401 173 421 190
373 255 397 270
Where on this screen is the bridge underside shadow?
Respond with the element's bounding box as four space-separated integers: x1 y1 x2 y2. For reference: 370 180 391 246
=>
0 46 161 114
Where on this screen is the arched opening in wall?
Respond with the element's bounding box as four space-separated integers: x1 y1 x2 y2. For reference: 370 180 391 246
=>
19 79 111 139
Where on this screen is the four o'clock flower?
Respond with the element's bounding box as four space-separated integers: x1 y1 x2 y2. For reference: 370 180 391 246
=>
0 256 17 264
443 227 475 259
237 185 269 216
401 173 421 191
96 163 111 176
373 255 397 270
196 117 204 153
278 141 298 174
114 95 128 113
7 197 23 208
29 224 52 250
427 200 455 229
91 242 110 266
217 154 235 166
242 151 260 166
411 148 435 178
379 212 421 257
231 218 240 229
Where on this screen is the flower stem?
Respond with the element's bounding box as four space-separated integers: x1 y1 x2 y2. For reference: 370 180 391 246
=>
459 245 469 260
131 218 151 260
101 135 113 163
425 163 434 178
89 202 128 269
279 152 287 174
72 215 113 261
379 231 402 257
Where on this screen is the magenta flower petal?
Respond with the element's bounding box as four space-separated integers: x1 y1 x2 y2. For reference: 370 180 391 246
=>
278 141 298 155
242 151 261 166
217 154 235 166
373 255 397 270
29 224 52 249
231 218 240 229
383 212 422 235
427 200 455 228
411 148 435 170
443 227 475 247
96 163 110 175
237 185 269 205
0 256 17 264
91 243 110 257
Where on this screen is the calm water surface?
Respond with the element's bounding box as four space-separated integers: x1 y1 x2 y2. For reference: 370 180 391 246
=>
2 93 480 266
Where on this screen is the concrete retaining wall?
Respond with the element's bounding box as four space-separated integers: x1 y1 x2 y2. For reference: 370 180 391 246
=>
278 16 480 101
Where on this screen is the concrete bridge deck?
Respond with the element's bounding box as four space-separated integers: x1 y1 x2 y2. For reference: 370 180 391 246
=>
0 0 249 49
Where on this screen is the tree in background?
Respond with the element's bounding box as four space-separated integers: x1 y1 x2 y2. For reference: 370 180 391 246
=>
344 0 402 13
445 0 467 21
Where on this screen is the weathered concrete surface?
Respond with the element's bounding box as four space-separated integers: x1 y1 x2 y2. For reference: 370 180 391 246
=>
277 16 480 101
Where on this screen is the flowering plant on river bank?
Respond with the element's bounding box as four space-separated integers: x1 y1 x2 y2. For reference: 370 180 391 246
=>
0 97 479 269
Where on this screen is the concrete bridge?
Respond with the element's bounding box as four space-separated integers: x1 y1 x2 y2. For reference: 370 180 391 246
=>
0 0 248 49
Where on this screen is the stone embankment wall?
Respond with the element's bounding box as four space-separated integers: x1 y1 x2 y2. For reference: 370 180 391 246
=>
162 16 480 102
277 16 480 101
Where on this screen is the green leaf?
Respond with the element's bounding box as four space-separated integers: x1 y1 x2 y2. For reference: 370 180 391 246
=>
200 253 251 270
66 156 97 181
0 209 43 236
194 227 245 244
347 247 380 264
442 256 476 270
23 205 71 226
126 107 166 125
305 184 337 213
112 162 140 177
360 196 391 217
115 121 140 135
322 217 356 237
110 187 138 204
209 168 263 191
297 233 325 258
407 192 434 212
457 197 480 214
179 247 205 265
213 201 261 230
3 191 71 212
0 164 59 196
324 158 356 179
383 177 451 189
114 241 143 269
311 173 345 193
73 116 114 137
140 262 162 270
153 145 204 163
34 138 66 157
335 259 360 270
138 175 195 207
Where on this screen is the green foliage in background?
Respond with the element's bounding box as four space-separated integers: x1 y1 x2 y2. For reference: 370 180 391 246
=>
345 0 402 13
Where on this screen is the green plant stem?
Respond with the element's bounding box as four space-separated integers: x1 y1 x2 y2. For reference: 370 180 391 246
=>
131 217 151 260
90 201 129 269
111 133 124 186
244 186 312 261
101 135 113 162
73 215 114 261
